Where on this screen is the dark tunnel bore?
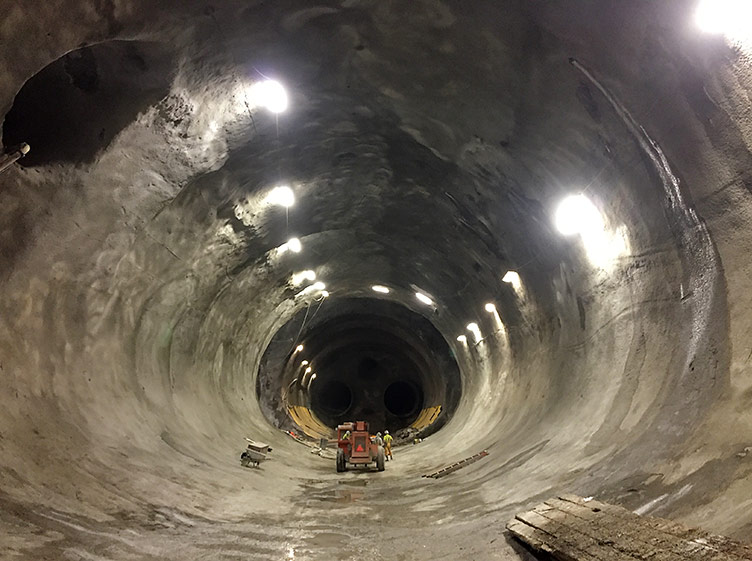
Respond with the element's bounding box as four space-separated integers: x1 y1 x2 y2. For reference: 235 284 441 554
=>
257 299 461 435
383 381 422 417
315 380 353 416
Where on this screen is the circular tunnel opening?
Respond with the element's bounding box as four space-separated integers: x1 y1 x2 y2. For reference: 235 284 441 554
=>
257 299 462 438
306 337 430 431
384 380 422 417
314 380 353 416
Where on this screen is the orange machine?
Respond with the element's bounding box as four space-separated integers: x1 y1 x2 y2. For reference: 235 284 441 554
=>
336 421 385 472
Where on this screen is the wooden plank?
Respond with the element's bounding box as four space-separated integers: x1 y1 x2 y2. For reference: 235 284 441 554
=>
421 450 489 479
556 495 752 560
506 517 599 561
528 505 680 561
508 495 752 561
515 509 633 560
539 498 707 561
559 494 692 536
544 498 688 558
506 519 557 555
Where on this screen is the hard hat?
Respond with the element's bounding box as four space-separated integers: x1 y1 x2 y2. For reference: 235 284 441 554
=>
376 432 382 436
384 430 389 435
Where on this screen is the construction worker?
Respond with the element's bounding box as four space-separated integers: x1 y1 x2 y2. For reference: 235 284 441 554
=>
383 430 393 460
373 432 383 446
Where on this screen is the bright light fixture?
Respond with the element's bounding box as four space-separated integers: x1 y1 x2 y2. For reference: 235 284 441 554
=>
286 238 302 253
266 186 295 208
301 360 309 366
309 373 317 382
292 270 316 285
485 303 505 332
296 280 325 298
372 285 390 294
305 366 312 374
555 194 603 236
555 194 629 270
502 270 522 291
295 344 304 352
696 0 752 36
467 322 482 343
249 79 289 113
457 335 467 344
321 290 329 298
415 292 433 306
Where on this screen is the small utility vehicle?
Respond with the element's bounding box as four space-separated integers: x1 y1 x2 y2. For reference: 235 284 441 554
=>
240 438 272 467
336 421 385 472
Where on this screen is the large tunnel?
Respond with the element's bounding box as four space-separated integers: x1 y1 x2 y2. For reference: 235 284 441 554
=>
1 1 752 559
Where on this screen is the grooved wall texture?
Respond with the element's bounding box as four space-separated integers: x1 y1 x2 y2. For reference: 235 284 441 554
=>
1 1 751 559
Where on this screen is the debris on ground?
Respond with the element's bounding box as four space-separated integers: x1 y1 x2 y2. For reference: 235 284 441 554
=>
310 447 336 459
394 427 420 443
422 450 489 479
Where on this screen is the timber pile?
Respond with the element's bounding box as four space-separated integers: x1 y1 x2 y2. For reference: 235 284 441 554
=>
507 494 752 560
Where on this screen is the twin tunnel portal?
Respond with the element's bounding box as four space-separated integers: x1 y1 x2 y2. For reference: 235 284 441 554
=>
259 300 459 439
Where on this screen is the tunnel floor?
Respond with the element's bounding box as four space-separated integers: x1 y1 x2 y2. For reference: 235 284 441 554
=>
0 440 540 560
6 418 747 561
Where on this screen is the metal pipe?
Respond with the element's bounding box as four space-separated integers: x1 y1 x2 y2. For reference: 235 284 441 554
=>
0 143 30 175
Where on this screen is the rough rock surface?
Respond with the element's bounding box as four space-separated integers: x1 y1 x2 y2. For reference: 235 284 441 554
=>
1 1 752 559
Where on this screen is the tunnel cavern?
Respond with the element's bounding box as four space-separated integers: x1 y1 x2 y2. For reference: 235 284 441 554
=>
2 1 752 559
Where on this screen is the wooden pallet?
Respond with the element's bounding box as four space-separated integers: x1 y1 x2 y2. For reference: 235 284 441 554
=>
422 450 489 479
507 494 752 560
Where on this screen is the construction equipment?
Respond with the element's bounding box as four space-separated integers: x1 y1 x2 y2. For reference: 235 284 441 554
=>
336 421 385 472
240 438 272 467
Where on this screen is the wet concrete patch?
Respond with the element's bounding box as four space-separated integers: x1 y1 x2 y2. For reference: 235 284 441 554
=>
338 478 369 487
334 488 366 502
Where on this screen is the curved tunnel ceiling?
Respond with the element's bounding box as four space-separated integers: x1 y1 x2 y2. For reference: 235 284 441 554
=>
1 1 752 559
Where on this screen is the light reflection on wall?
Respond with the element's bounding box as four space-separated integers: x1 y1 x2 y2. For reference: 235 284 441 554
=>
555 194 629 272
696 0 752 48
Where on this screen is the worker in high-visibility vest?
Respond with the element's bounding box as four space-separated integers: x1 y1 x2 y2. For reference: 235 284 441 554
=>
383 430 393 460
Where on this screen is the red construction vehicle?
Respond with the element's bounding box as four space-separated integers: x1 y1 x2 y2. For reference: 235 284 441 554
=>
336 421 385 472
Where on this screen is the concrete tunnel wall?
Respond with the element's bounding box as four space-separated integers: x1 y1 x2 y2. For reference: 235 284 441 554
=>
0 1 751 559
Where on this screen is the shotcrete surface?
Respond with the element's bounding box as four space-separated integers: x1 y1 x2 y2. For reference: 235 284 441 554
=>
2 1 752 560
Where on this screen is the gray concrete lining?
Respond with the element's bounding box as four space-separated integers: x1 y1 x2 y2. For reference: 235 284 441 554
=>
1 1 751 559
